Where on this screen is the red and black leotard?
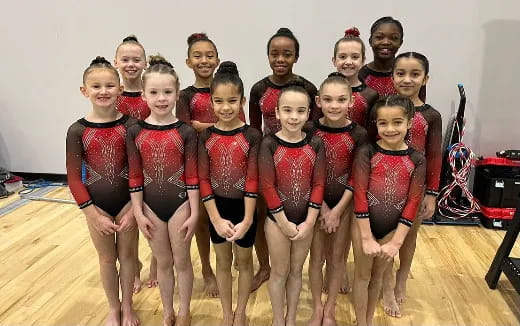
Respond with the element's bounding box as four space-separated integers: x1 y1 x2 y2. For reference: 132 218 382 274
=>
353 143 426 239
127 120 199 222
350 83 379 128
259 134 326 225
358 65 397 98
66 115 137 217
249 76 321 135
177 86 245 125
116 91 150 120
308 120 367 208
406 104 442 196
198 124 262 201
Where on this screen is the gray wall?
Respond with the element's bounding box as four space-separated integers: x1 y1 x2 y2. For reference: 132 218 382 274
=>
0 0 519 173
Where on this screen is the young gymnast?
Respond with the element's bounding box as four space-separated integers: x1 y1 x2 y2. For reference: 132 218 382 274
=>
249 27 321 292
333 28 378 128
352 95 425 326
198 61 262 326
66 56 139 326
114 34 157 292
358 17 403 97
259 86 326 326
127 55 199 326
114 35 150 120
306 73 367 326
381 52 442 317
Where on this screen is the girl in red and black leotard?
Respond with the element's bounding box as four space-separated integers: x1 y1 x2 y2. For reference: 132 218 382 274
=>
249 27 321 292
352 95 425 326
378 52 442 317
259 86 326 326
114 35 150 120
198 61 262 326
66 57 139 326
332 27 378 128
127 55 198 326
306 73 367 326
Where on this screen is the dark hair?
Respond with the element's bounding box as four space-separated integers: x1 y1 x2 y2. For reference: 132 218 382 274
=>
333 27 366 60
83 56 119 84
277 85 310 108
142 54 180 91
393 52 429 75
369 16 404 44
187 32 218 57
319 72 352 95
372 95 415 121
115 34 146 58
210 61 244 98
267 28 300 59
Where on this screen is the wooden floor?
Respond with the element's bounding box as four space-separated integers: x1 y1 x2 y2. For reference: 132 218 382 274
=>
1 187 519 326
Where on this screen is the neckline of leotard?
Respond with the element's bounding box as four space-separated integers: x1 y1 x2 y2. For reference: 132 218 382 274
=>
188 85 210 93
351 83 367 93
139 119 183 130
79 115 129 128
374 142 413 156
363 65 392 77
315 119 355 133
272 134 309 148
122 91 142 97
209 124 248 136
415 104 430 112
264 76 306 90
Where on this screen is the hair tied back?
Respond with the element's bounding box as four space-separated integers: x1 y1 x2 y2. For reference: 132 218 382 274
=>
344 27 360 38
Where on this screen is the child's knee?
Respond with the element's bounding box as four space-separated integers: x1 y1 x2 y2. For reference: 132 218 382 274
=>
156 255 174 271
235 254 253 272
216 256 232 271
98 253 118 265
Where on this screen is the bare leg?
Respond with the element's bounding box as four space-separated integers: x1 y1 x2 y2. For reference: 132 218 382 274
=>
147 255 158 288
351 219 373 326
214 242 234 326
307 223 326 326
233 244 253 326
252 197 270 292
265 218 291 326
134 233 142 294
195 202 219 297
285 228 313 326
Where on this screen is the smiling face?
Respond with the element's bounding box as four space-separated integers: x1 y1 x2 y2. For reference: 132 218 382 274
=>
370 23 402 60
268 36 298 78
392 57 428 99
142 72 179 118
333 40 364 79
114 43 146 82
317 82 351 122
276 90 310 133
186 40 220 80
81 68 122 109
211 83 245 125
375 105 411 149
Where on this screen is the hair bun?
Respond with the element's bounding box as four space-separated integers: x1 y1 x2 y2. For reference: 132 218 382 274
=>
276 27 294 36
90 56 110 66
123 35 139 43
216 61 239 76
187 32 208 45
287 79 305 88
328 72 347 78
344 27 360 37
148 55 173 68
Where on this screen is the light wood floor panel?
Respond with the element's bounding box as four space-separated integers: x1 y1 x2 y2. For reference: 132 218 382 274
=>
1 187 519 325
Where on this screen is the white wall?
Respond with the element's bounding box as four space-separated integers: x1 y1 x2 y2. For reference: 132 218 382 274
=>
1 0 519 173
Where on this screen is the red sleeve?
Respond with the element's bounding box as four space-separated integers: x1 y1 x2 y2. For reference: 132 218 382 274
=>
353 145 371 219
65 123 92 208
259 137 283 213
244 128 261 197
198 129 213 201
249 84 263 132
176 90 192 125
182 125 199 188
309 137 326 208
127 125 144 192
400 152 426 226
425 109 442 195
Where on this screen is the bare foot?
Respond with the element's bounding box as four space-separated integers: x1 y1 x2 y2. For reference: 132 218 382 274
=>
233 312 247 326
221 313 234 326
106 305 121 326
394 278 407 304
251 268 270 292
285 318 296 326
121 305 140 326
133 260 143 294
382 288 401 318
307 305 323 326
176 314 192 326
163 314 175 326
147 256 158 288
322 314 337 326
338 273 351 294
204 273 219 298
